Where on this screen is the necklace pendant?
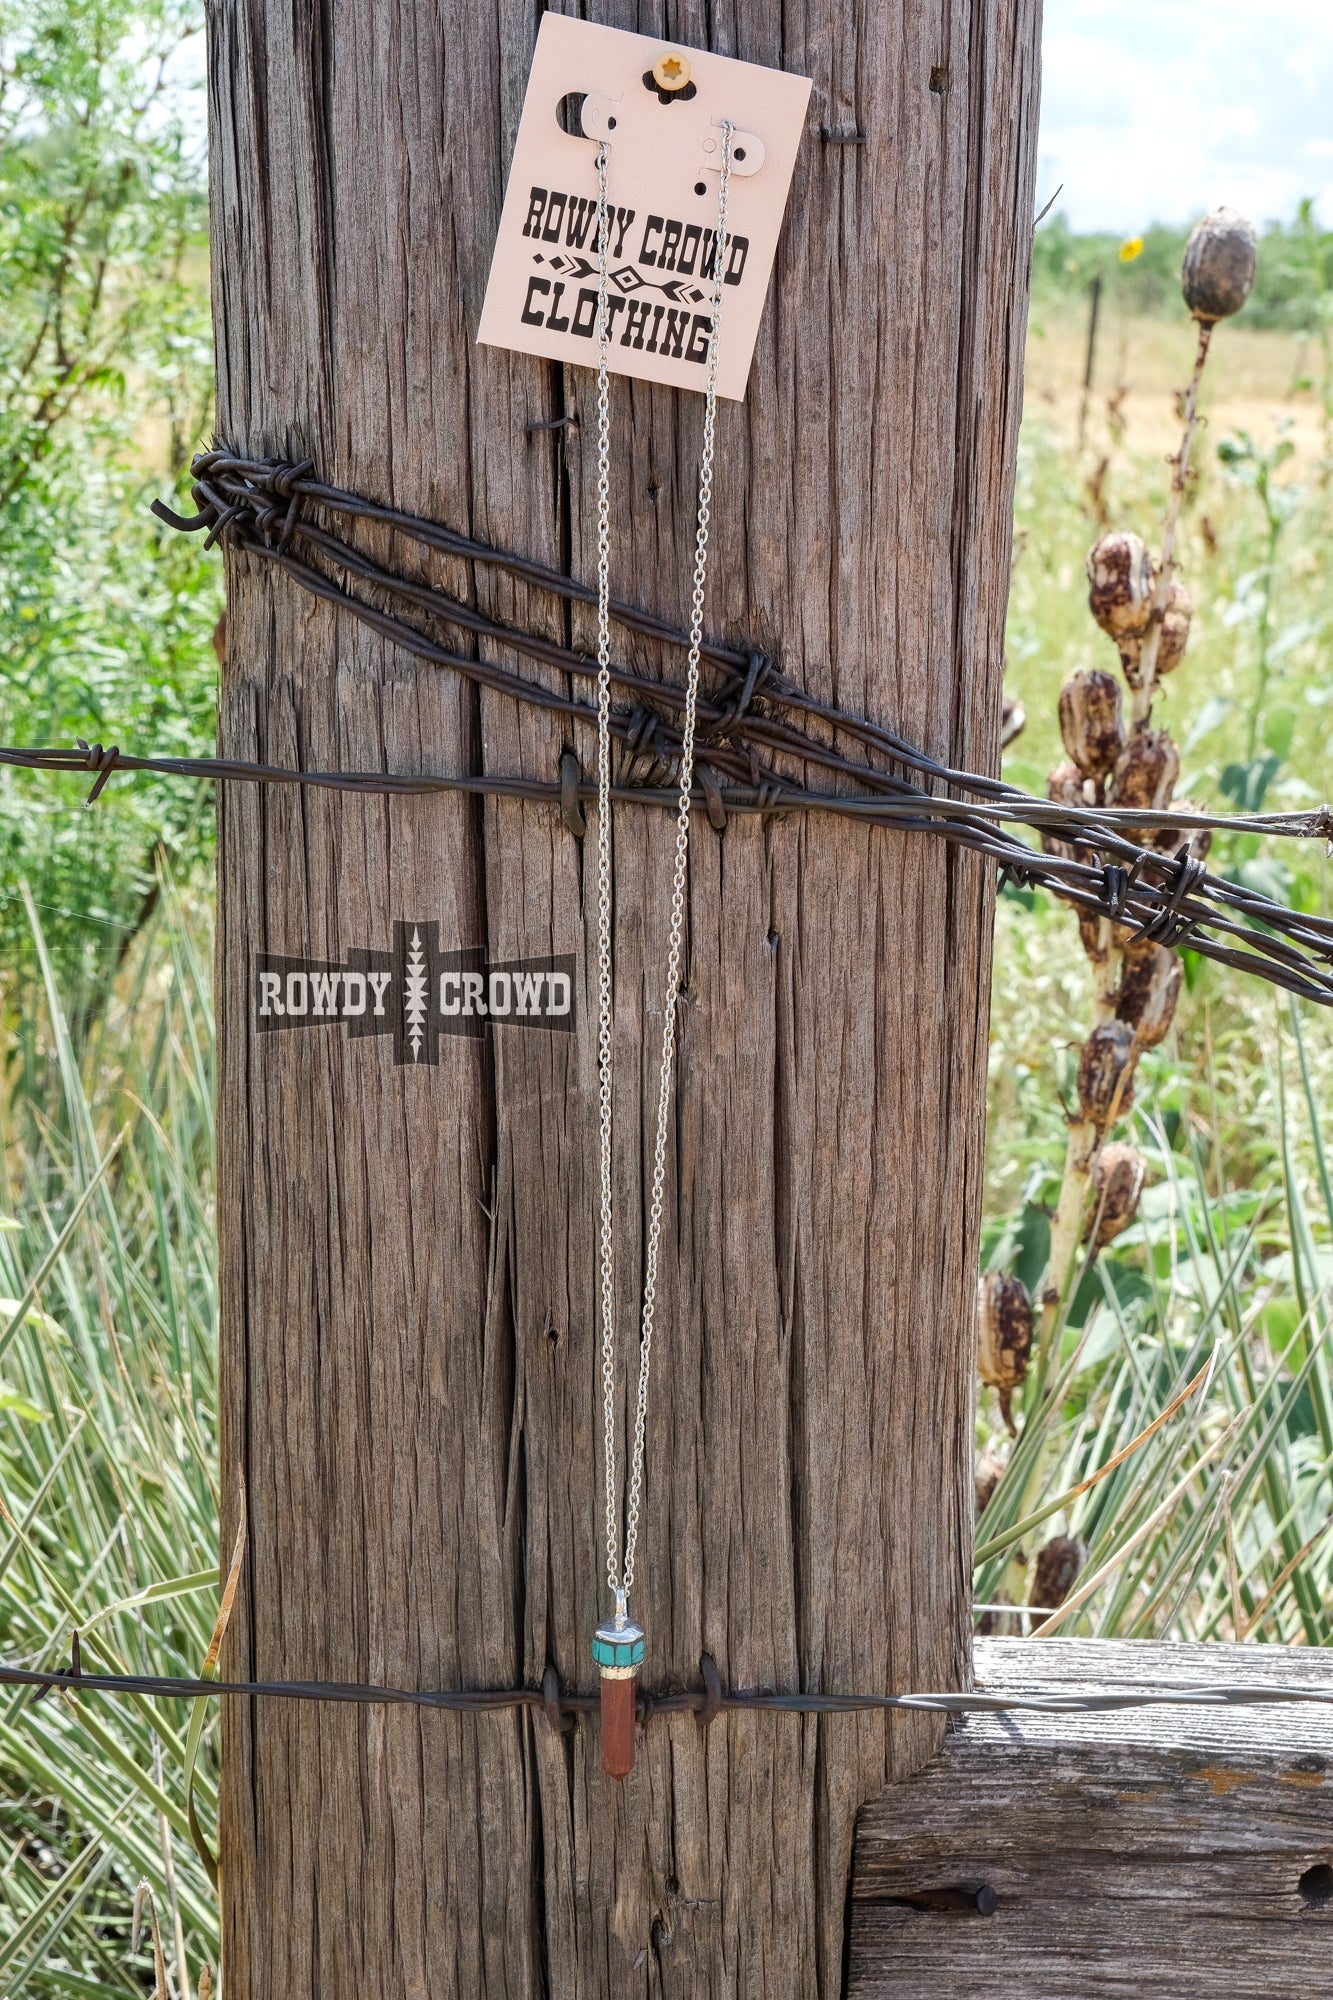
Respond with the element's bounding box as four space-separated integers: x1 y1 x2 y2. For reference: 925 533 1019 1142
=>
592 1601 645 1780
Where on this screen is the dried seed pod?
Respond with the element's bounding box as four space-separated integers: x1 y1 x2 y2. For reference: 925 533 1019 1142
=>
1117 629 1145 684
1082 1141 1146 1251
1058 668 1124 781
1156 578 1193 676
1087 530 1153 646
1181 207 1257 325
976 1273 1033 1389
1115 943 1182 1048
1146 799 1212 866
1118 578 1193 688
1029 1535 1084 1631
1106 729 1180 819
975 1448 1007 1518
1041 760 1098 866
1077 1019 1137 1133
976 1272 1033 1435
1047 760 1090 810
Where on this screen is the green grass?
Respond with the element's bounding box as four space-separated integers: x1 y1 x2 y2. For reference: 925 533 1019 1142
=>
0 878 218 1997
979 995 1333 1643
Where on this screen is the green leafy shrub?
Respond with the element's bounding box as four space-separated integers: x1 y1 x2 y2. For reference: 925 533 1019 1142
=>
0 0 219 1004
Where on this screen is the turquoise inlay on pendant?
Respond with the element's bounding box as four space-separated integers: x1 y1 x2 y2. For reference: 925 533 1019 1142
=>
592 1623 645 1671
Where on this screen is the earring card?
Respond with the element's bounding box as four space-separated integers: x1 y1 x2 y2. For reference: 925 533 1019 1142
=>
477 17 811 401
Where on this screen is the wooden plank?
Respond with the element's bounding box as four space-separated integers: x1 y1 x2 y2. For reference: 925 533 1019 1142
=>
207 2 1041 1993
849 1638 1333 1997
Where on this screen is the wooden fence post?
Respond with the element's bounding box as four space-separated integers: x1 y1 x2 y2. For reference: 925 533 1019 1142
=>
849 1638 1333 1996
208 2 1041 1992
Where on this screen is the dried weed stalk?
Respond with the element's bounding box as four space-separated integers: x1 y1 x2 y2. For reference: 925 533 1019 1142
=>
978 210 1258 1485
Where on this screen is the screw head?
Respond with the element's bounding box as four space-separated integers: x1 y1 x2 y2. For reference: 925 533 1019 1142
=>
652 49 692 93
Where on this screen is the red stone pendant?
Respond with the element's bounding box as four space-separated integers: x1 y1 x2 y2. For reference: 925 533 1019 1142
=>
598 1669 638 1780
592 1607 645 1780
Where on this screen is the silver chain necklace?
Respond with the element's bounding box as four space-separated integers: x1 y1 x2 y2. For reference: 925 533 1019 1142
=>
589 122 735 1775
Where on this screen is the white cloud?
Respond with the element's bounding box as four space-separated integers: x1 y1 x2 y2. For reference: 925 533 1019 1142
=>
1038 0 1333 231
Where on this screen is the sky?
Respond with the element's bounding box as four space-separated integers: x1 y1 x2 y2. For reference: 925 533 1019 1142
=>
1038 0 1333 234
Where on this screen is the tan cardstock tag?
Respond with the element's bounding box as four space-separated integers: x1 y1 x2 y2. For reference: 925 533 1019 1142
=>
477 17 811 401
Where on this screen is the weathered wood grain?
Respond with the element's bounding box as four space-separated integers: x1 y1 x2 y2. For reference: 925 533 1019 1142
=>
209 2 1041 1993
850 1638 1333 1997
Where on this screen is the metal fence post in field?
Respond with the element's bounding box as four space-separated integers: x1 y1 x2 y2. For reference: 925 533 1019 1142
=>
208 2 1040 1993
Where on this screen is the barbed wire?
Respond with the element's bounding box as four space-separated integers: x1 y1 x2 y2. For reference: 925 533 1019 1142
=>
7 1653 1333 1727
144 449 1333 998
8 723 1333 1004
0 446 1327 1000
153 448 1330 830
